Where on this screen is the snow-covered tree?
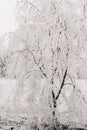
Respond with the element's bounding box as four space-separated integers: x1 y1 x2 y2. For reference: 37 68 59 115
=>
4 0 87 123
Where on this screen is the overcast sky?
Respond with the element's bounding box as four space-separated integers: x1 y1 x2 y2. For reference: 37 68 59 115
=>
0 0 16 37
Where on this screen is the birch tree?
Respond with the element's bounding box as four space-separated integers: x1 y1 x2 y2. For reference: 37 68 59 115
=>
6 0 87 123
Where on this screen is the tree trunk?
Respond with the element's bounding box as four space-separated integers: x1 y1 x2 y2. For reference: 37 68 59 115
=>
53 99 57 116
52 93 57 122
51 69 67 122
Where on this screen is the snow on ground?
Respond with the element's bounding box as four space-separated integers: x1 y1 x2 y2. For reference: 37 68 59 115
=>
0 115 28 130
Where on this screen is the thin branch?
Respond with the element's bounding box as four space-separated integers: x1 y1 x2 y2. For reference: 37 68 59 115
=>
66 74 75 84
18 37 48 79
55 69 67 100
28 50 47 78
25 44 48 79
64 83 75 88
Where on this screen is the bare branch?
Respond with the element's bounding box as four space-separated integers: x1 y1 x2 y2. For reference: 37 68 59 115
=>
64 83 75 88
66 73 75 84
18 37 48 79
55 69 67 100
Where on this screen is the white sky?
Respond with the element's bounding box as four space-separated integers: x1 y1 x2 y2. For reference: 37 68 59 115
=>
0 0 16 37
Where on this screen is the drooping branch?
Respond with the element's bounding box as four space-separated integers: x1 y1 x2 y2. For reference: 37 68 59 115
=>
66 73 75 85
25 44 48 79
64 83 75 88
18 37 48 79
